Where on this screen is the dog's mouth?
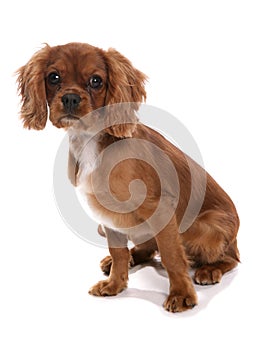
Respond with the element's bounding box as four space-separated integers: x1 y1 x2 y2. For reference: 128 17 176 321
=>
59 115 80 122
54 115 82 129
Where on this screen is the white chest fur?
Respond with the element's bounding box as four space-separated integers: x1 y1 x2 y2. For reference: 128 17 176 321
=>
68 129 100 184
68 128 111 225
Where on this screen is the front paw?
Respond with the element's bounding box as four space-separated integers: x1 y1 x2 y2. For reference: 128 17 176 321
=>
89 278 127 296
163 291 197 313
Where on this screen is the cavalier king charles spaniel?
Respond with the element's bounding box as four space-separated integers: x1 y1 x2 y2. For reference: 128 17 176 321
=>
17 42 239 312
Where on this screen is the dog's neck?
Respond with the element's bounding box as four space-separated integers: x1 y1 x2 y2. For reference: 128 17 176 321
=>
67 126 119 182
68 127 99 169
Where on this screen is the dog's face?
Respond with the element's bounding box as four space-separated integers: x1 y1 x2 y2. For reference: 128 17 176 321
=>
17 42 147 137
45 44 108 129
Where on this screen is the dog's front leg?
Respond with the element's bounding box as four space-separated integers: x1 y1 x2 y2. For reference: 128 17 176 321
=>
155 217 198 312
89 227 130 296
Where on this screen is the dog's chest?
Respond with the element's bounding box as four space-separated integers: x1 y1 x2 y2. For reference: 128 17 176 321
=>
69 131 100 182
68 130 116 226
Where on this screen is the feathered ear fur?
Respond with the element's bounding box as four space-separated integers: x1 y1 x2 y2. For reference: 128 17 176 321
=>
103 48 147 138
16 45 51 130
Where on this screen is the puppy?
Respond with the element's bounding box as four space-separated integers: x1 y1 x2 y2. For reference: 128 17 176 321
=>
17 42 240 312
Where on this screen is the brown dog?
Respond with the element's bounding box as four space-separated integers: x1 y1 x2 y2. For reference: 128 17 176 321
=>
17 42 239 312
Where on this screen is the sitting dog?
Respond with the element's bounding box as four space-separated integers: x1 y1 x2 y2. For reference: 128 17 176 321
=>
17 42 240 312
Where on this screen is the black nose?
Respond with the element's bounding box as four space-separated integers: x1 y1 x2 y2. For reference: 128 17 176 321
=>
61 94 81 113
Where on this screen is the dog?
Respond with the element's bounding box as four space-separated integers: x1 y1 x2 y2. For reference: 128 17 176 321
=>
17 42 240 312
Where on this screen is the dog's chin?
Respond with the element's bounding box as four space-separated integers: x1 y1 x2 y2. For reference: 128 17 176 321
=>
51 115 81 129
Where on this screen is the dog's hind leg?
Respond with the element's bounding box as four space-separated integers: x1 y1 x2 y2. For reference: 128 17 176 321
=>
130 238 158 266
181 209 240 285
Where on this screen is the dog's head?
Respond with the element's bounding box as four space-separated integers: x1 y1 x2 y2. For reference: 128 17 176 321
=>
17 43 147 137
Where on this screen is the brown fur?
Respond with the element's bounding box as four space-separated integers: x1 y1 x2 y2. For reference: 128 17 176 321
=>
17 42 240 312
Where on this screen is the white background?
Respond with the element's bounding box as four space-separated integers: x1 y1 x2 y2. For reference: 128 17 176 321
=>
1 0 259 349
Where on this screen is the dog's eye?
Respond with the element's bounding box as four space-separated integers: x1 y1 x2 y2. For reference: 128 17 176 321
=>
89 75 103 89
48 72 61 85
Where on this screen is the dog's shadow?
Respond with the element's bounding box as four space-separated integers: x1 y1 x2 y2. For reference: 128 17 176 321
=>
110 258 238 316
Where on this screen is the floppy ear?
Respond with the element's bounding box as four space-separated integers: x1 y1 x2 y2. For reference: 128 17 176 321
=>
103 48 147 138
16 45 50 130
